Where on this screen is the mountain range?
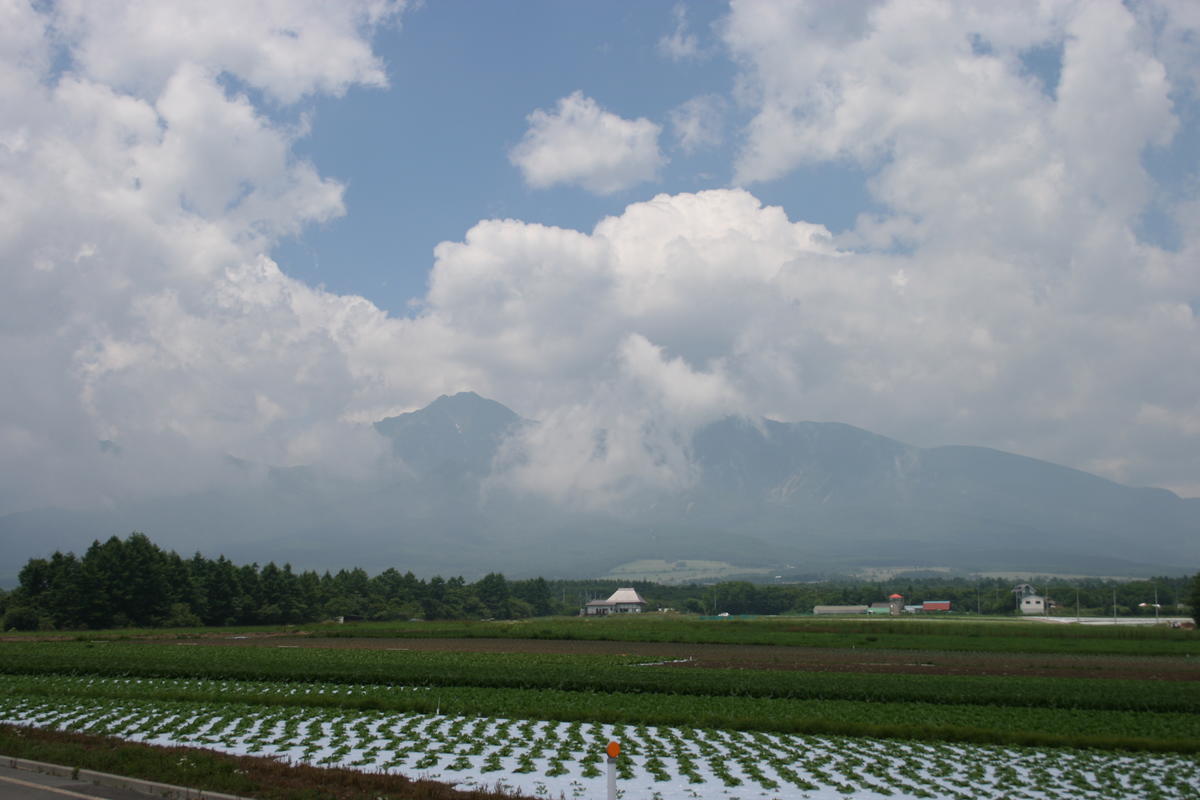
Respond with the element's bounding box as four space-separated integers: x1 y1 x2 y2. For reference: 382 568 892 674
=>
2 391 1196 584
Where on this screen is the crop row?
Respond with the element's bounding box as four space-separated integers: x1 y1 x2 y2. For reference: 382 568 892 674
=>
3 673 1197 752
319 616 1200 656
2 696 1197 800
3 642 1196 714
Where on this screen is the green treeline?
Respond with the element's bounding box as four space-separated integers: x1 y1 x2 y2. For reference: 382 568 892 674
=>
1 532 1195 631
2 533 554 630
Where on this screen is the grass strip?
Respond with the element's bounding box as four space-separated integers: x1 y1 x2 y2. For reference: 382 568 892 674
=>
0 723 534 800
3 642 1197 713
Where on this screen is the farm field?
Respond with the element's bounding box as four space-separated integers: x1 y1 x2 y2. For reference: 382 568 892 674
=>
4 696 1198 800
8 614 1198 656
303 615 1200 657
198 634 1200 681
1 617 1196 799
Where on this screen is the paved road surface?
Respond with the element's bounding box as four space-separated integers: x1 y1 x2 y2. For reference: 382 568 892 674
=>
0 765 156 800
1027 615 1193 626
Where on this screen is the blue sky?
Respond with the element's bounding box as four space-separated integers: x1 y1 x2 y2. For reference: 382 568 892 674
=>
3 0 1200 518
274 2 880 314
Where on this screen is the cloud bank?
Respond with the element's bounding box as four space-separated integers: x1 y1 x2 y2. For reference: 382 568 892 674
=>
0 0 408 512
3 0 1199 526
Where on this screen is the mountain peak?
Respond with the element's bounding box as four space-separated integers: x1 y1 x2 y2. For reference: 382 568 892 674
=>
423 391 520 427
373 392 524 476
433 390 483 403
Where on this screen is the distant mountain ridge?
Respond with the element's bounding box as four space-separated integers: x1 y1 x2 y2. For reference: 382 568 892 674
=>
679 415 1197 574
2 392 1196 584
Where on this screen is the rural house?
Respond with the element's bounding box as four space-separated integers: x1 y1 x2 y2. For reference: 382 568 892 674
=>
582 587 647 616
1019 594 1046 614
1013 583 1046 615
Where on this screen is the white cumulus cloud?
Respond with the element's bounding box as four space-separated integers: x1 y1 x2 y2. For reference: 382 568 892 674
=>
509 91 665 195
0 1 411 513
53 0 400 103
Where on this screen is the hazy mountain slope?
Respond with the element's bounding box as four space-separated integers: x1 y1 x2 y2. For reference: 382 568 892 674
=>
681 416 1197 572
2 392 1196 585
373 392 525 478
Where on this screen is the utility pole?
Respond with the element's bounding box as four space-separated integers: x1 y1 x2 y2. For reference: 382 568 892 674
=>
1112 588 1117 622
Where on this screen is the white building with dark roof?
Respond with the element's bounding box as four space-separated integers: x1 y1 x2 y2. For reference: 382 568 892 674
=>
1020 594 1046 615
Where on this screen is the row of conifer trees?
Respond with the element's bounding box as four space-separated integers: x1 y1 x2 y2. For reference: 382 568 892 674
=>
4 532 554 630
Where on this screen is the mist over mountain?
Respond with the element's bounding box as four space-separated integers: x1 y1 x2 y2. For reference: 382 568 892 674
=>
3 392 1196 585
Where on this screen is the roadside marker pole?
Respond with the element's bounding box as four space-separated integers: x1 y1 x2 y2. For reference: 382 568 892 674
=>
606 741 620 800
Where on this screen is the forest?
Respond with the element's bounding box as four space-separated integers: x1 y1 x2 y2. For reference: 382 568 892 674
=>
2 533 1196 631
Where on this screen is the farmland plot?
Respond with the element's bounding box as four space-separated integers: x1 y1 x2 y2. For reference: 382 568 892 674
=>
2 695 1196 800
7 672 1197 746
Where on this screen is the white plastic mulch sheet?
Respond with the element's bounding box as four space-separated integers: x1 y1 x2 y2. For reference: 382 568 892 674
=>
2 697 1197 800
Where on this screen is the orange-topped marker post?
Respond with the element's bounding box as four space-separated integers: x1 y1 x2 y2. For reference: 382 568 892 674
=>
606 740 620 800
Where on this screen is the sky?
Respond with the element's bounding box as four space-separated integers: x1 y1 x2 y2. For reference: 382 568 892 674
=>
3 0 1199 520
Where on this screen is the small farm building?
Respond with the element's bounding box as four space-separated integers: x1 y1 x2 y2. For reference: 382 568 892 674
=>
922 600 951 612
813 604 868 615
582 587 647 616
868 595 905 616
1020 594 1046 615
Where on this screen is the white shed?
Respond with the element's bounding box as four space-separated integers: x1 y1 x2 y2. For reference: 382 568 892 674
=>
1020 594 1046 615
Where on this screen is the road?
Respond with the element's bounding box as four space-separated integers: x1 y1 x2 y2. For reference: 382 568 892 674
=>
1027 615 1194 626
0 765 156 800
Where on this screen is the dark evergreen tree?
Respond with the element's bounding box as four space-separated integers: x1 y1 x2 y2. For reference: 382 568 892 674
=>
475 572 510 618
295 569 323 621
41 551 87 629
512 577 553 616
208 556 246 625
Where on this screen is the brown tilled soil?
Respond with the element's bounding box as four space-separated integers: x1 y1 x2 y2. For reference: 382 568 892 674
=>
194 634 1200 681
